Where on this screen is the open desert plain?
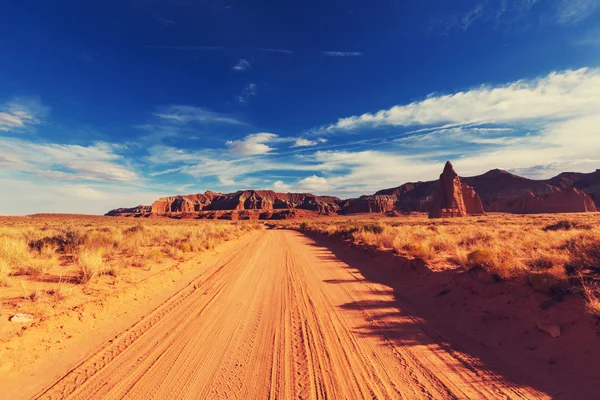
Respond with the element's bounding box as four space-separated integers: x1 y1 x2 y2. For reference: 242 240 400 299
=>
3 1 600 398
3 197 600 399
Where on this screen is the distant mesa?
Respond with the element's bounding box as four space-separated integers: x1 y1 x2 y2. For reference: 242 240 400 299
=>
106 162 600 218
428 161 485 219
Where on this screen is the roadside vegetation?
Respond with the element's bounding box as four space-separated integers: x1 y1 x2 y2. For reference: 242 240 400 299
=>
280 213 600 317
0 215 260 321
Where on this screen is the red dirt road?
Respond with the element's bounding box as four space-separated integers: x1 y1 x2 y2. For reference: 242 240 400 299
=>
31 230 546 399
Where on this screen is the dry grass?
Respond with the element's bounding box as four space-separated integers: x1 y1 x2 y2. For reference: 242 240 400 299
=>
78 249 105 284
277 213 600 308
0 215 261 317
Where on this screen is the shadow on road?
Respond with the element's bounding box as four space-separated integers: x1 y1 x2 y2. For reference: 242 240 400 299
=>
298 230 600 399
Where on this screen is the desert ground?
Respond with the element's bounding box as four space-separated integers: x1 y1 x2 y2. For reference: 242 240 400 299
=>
1 213 600 399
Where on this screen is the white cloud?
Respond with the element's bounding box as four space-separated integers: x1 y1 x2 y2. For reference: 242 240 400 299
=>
321 51 363 57
272 175 330 194
233 59 251 71
0 175 161 215
325 68 600 131
292 138 318 147
296 175 329 192
226 132 278 156
0 97 48 132
154 105 243 125
0 138 138 182
272 180 292 192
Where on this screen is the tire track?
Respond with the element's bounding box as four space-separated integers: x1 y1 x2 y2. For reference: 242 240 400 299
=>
34 229 549 400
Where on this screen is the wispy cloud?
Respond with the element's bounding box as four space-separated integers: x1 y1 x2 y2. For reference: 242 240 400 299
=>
323 68 600 131
0 97 48 132
236 82 257 104
0 138 138 182
321 51 364 57
575 27 600 45
144 45 224 51
257 48 294 55
429 0 599 34
233 59 251 71
555 0 600 24
154 105 244 125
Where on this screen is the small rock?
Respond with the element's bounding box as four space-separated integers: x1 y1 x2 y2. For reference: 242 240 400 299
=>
10 314 33 323
537 320 561 338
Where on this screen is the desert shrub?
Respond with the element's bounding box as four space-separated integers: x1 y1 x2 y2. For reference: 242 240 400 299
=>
584 286 600 318
0 259 11 286
467 249 495 268
85 229 121 250
468 247 524 280
78 249 105 284
124 224 145 235
49 279 73 301
527 252 570 271
362 223 384 234
337 226 359 239
453 248 469 266
14 259 49 276
404 242 433 259
0 236 31 267
54 227 87 253
562 233 600 272
28 288 43 302
147 247 163 262
459 232 494 247
299 222 311 231
178 242 192 253
543 220 591 232
528 265 569 295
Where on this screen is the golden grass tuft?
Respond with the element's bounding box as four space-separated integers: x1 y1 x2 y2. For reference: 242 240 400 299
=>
78 249 105 284
583 285 600 318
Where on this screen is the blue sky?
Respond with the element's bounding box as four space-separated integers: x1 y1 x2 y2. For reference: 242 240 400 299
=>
1 0 600 214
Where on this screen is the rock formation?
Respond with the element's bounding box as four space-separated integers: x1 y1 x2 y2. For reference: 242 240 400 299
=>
105 205 152 216
150 190 342 215
106 166 600 218
428 162 485 218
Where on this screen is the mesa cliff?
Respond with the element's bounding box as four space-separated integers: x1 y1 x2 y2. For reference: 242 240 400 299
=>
106 163 600 218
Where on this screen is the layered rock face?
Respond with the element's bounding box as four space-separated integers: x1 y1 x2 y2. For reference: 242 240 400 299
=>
544 170 600 207
342 195 397 214
429 162 485 218
463 169 597 214
150 190 342 214
106 165 600 217
105 205 152 216
486 188 597 213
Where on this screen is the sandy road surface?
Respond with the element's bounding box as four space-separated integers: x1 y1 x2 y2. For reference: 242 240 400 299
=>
33 229 546 399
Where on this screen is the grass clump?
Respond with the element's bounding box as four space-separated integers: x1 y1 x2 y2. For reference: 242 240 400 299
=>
528 266 569 295
0 259 12 287
78 249 105 284
584 285 600 318
562 233 600 273
543 220 591 232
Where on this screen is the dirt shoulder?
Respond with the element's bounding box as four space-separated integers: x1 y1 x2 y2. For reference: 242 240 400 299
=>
0 229 262 399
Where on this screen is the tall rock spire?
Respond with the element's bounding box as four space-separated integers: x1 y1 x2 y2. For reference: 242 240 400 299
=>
429 161 485 218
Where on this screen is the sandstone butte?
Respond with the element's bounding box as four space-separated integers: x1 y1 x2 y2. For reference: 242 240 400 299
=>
428 161 485 219
106 163 599 218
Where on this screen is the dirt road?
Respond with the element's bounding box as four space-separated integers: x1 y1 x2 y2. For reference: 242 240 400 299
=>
33 230 546 399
